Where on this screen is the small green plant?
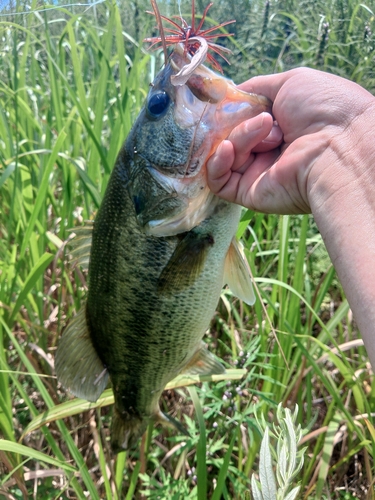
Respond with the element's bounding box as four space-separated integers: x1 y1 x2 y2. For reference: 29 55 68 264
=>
251 404 307 500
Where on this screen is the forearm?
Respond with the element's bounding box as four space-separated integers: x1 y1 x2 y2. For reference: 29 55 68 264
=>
309 111 375 365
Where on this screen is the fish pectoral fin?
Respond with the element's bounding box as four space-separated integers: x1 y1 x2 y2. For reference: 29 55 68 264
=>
181 343 225 376
69 221 94 271
223 238 256 306
158 231 214 294
55 305 109 402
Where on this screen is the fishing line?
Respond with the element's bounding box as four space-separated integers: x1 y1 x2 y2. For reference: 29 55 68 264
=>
177 0 183 24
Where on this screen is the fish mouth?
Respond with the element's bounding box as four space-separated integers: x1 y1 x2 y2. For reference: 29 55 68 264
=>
170 45 272 148
171 43 271 113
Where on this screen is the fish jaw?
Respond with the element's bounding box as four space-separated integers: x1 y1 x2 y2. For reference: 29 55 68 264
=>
143 167 217 237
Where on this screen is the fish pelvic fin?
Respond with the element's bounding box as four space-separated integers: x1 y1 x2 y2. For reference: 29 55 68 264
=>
111 408 149 453
223 237 256 305
68 221 94 271
55 305 109 402
181 342 225 376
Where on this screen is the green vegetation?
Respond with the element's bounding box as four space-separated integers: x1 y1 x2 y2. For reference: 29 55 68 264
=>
0 0 374 498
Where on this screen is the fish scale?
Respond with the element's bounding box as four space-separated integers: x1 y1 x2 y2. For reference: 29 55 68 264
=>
55 44 271 452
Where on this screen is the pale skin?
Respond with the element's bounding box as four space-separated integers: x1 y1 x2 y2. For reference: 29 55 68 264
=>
207 67 375 367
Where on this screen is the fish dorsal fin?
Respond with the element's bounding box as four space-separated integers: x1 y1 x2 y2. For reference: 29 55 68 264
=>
223 238 256 305
181 342 225 376
158 231 214 294
55 305 109 402
69 221 94 271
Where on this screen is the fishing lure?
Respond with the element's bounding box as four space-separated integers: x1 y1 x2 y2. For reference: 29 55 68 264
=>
144 0 235 74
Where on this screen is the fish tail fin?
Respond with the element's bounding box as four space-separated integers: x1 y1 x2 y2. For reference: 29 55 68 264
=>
110 408 148 453
111 407 190 452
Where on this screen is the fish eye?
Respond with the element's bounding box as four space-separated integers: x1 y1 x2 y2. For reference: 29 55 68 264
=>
147 91 170 119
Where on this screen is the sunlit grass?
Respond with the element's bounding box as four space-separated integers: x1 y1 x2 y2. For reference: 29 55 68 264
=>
0 0 374 498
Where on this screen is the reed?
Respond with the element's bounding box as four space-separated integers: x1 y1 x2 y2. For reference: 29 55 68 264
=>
0 0 374 498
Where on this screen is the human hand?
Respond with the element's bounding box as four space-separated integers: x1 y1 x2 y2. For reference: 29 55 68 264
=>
208 67 375 368
207 67 375 215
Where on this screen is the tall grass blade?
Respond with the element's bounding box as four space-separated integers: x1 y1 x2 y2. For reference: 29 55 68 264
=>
9 252 54 323
188 386 207 500
0 440 76 473
211 434 236 500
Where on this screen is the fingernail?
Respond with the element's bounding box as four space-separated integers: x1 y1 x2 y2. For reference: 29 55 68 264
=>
263 122 283 144
243 112 267 135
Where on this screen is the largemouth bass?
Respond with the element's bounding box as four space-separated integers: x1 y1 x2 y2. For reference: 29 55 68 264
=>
55 44 271 452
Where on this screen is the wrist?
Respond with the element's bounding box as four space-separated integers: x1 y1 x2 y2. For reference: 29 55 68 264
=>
309 99 375 228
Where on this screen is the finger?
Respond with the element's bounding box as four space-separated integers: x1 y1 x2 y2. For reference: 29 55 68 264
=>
208 148 280 206
217 150 280 206
207 140 234 181
238 69 301 102
243 146 312 214
253 121 283 153
207 112 271 191
227 112 274 170
237 150 281 205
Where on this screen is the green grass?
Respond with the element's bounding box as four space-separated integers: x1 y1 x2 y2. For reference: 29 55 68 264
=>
0 0 375 498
